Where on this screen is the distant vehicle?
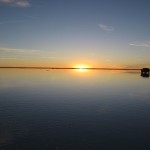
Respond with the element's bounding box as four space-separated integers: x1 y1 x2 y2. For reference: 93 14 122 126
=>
141 68 150 77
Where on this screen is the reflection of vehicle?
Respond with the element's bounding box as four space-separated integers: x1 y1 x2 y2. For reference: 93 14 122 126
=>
141 68 150 78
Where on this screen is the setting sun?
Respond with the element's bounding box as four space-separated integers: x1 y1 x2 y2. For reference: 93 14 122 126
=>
73 64 91 69
73 64 91 73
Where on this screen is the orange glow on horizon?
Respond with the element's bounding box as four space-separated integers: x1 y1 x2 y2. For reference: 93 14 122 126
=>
72 64 91 73
73 64 91 69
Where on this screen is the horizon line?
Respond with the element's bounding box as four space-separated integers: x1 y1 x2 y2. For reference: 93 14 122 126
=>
0 67 142 70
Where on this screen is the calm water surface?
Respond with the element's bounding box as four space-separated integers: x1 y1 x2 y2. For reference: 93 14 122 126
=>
0 69 150 150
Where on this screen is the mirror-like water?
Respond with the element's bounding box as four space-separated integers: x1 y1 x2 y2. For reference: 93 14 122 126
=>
0 69 150 150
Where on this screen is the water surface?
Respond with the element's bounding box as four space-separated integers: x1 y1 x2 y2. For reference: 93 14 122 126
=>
0 69 150 150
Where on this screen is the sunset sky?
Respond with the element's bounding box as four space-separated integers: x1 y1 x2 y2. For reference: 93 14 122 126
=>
0 0 150 68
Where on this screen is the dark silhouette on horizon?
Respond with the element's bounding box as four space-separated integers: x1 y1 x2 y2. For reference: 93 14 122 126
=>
141 68 150 78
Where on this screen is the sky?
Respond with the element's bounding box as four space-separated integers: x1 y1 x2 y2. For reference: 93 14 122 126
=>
0 0 150 68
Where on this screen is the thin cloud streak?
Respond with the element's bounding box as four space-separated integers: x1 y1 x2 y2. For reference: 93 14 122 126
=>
0 0 31 8
98 24 114 32
130 41 150 48
0 47 39 53
42 57 57 59
0 57 17 59
0 47 57 59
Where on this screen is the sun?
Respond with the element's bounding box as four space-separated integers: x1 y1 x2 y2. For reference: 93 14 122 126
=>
73 64 91 73
74 64 90 69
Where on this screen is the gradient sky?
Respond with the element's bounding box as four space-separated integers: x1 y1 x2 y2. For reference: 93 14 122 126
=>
0 0 150 68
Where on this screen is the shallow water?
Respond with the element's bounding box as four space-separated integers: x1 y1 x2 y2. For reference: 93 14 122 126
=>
0 69 150 150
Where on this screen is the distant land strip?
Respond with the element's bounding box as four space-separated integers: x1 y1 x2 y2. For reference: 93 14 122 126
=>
0 67 141 70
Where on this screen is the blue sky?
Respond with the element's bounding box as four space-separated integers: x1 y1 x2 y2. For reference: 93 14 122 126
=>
0 0 150 68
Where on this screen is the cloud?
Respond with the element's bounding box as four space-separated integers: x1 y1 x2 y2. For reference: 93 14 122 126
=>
98 24 114 32
38 56 57 59
0 0 31 8
0 57 17 59
129 41 150 48
0 47 57 59
0 46 59 62
0 47 39 53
